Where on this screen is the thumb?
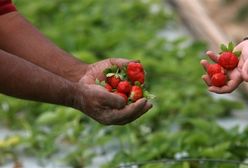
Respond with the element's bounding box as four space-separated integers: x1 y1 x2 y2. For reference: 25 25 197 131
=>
92 85 126 109
109 58 140 67
242 60 248 81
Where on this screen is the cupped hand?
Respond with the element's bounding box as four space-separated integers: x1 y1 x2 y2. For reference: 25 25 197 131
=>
201 51 242 94
72 58 153 125
201 40 248 94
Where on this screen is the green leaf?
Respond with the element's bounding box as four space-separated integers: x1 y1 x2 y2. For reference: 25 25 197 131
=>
183 162 190 168
233 51 242 57
96 79 106 86
100 81 106 86
111 65 119 73
143 90 156 99
103 68 113 76
220 44 228 52
95 78 100 85
227 42 234 52
134 81 142 86
36 111 58 125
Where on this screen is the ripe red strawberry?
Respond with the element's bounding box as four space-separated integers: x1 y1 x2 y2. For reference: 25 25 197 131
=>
211 73 227 87
207 64 224 77
129 86 143 102
217 42 241 70
107 76 121 88
127 62 145 84
218 52 239 70
114 92 128 103
117 81 131 94
104 83 112 92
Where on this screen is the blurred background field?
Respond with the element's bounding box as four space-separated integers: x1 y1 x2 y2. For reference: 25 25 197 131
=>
0 0 248 167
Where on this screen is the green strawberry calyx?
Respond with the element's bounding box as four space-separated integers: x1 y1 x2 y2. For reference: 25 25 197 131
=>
104 65 126 80
220 42 242 57
143 90 156 100
95 78 106 86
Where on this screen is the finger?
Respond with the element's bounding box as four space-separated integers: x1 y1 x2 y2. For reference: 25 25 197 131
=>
206 51 219 63
242 60 248 81
208 79 241 94
200 59 210 71
234 41 247 52
202 74 211 86
93 85 126 109
111 98 148 124
109 58 140 67
117 99 152 125
241 48 248 81
143 101 153 112
117 101 153 125
109 58 130 67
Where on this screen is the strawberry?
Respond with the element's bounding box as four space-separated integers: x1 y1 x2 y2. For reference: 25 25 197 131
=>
104 83 112 92
117 81 131 94
218 52 239 70
211 73 227 87
129 86 143 102
127 62 145 84
114 92 128 103
207 64 224 77
218 42 240 70
106 76 121 88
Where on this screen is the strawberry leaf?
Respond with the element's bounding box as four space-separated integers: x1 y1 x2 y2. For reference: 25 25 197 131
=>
95 79 101 85
220 44 228 52
103 65 119 76
100 81 106 86
104 68 113 76
227 42 234 52
134 81 142 86
143 90 156 100
233 51 242 57
95 79 106 86
120 69 127 80
118 74 125 80
112 65 119 73
106 73 115 77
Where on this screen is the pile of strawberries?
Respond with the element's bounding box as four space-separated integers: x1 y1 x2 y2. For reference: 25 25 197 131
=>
207 42 241 87
97 62 153 104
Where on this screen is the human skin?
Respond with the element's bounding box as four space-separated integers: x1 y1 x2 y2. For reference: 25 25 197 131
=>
200 40 248 94
0 50 152 125
0 12 87 82
0 12 153 125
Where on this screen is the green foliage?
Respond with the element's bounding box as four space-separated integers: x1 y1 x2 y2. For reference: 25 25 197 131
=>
0 0 247 167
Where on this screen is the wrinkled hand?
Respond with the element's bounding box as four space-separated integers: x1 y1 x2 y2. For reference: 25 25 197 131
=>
73 58 152 125
200 40 248 94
